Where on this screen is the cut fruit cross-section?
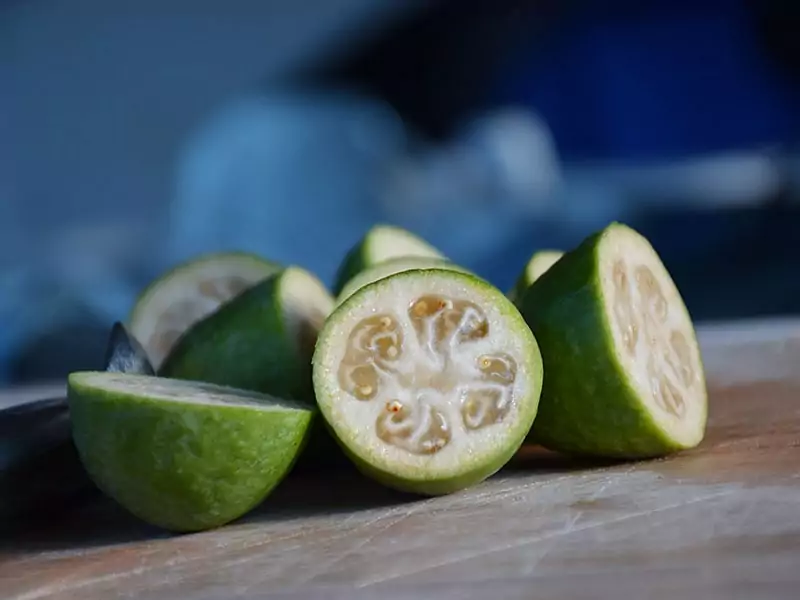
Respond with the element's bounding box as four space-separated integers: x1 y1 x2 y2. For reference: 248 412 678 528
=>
314 269 542 495
520 222 707 458
129 252 281 369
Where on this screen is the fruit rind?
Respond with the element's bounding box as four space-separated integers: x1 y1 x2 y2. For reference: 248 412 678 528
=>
519 222 707 458
159 267 332 402
333 225 445 295
314 269 543 495
67 372 313 532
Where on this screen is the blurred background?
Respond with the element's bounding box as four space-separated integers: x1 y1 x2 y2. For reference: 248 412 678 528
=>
3 0 800 384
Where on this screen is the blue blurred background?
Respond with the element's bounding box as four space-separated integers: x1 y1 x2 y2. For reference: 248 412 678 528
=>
3 0 800 383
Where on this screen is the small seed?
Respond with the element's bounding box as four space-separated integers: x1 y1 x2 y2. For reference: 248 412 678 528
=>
386 346 399 358
380 316 392 328
386 400 403 413
480 357 492 369
358 385 373 397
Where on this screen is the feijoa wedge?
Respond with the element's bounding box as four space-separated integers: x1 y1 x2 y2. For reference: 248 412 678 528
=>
520 222 707 458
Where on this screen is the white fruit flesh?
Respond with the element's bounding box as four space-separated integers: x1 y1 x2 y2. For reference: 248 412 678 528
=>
317 272 535 479
337 257 468 305
599 228 706 446
279 267 334 358
71 373 307 411
364 225 444 265
130 255 279 369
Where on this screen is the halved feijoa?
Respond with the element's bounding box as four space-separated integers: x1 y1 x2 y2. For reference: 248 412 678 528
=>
520 222 707 458
129 252 281 369
159 266 333 402
313 269 543 495
68 372 313 532
333 224 445 295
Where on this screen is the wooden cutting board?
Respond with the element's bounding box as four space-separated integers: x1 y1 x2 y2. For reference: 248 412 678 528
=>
2 319 799 600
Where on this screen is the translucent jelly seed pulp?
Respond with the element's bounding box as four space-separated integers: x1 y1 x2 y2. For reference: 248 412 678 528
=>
336 294 517 456
612 260 695 418
376 403 451 455
669 331 694 387
612 262 639 353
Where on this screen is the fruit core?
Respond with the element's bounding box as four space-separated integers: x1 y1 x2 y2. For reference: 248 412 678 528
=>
612 260 695 418
337 294 517 455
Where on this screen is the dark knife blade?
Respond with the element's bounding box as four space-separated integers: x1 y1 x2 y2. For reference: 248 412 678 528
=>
1 321 154 524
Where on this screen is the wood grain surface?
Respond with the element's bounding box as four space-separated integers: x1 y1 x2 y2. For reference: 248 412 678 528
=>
2 319 799 600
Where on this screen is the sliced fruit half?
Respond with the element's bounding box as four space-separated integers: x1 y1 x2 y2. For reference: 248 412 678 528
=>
520 222 707 458
129 252 281 370
68 372 313 532
336 256 473 306
160 266 333 402
333 224 445 295
508 250 564 305
314 269 543 495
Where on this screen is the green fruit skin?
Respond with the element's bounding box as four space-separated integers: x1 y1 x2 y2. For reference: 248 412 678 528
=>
315 269 543 495
519 224 704 459
159 273 312 402
332 239 373 297
508 271 530 306
68 374 312 532
508 251 563 306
